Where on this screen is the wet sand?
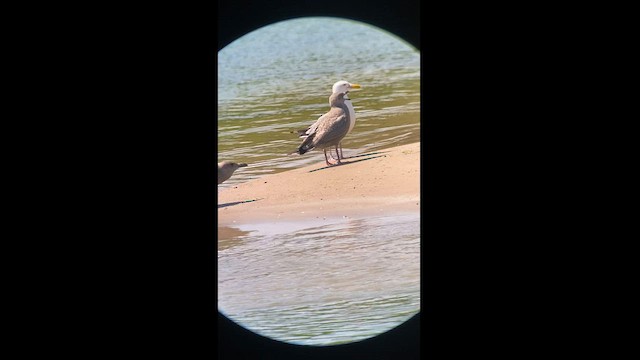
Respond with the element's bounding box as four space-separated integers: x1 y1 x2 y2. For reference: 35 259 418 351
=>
218 142 420 226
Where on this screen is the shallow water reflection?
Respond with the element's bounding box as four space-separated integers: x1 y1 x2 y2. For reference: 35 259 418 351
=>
217 227 252 251
218 212 420 346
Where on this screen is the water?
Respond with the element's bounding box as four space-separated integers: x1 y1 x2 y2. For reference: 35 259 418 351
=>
218 17 420 188
217 17 421 346
218 213 420 346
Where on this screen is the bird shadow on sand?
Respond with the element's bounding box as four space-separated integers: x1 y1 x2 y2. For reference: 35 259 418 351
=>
344 151 389 159
218 198 262 209
308 153 388 173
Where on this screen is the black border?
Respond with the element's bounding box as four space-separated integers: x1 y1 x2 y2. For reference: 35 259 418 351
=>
33 0 589 357
217 1 424 359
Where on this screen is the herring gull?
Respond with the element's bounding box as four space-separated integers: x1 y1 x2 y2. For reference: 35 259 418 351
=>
292 92 351 166
296 81 361 159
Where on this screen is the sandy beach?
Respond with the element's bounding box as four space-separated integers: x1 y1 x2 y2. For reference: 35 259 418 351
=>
218 142 420 226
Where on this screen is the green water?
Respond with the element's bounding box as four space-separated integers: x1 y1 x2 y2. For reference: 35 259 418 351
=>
218 17 420 187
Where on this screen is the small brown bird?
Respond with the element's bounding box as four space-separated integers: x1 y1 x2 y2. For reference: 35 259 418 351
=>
218 161 248 184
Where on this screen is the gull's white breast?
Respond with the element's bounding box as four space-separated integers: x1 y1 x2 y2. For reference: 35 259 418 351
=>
345 100 356 134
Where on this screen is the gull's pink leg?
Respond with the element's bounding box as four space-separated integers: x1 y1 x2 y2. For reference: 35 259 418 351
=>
324 149 334 166
334 145 342 165
329 147 340 161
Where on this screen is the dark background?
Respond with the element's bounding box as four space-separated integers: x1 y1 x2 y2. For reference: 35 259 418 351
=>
216 2 422 359
15 0 605 358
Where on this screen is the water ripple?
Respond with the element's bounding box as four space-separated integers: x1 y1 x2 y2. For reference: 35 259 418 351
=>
218 17 420 188
218 213 420 345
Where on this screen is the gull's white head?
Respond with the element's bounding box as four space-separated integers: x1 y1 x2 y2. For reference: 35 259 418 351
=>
332 80 361 95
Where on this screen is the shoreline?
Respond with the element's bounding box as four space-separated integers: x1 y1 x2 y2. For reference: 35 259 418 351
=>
218 142 420 226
